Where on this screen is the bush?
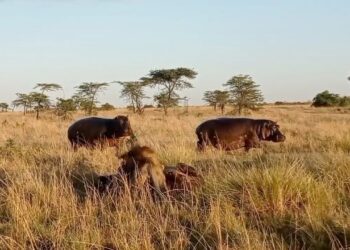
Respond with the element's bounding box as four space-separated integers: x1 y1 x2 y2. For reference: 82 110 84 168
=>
312 90 350 107
339 96 350 107
99 103 115 111
274 101 285 105
144 104 154 108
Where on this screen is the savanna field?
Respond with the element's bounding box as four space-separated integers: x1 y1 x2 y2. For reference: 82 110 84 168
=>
1 105 350 250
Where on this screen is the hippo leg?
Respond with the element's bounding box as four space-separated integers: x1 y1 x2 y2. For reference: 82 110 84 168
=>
197 140 206 151
72 142 79 151
211 134 224 150
244 133 260 151
196 132 207 151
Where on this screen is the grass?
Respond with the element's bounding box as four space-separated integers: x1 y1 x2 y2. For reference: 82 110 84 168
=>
0 105 350 249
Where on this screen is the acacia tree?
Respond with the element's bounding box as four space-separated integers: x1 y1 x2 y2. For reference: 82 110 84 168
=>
203 90 230 114
203 91 217 111
141 68 197 115
74 82 109 115
215 90 230 114
224 75 264 114
154 92 180 113
29 92 50 119
12 93 32 115
35 83 63 110
0 103 9 112
56 98 77 119
34 83 62 94
118 81 147 114
100 103 115 111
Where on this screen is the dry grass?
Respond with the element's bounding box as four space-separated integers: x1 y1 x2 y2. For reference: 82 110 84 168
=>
1 105 350 249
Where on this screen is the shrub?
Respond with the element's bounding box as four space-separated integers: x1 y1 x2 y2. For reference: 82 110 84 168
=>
99 103 115 111
312 90 350 107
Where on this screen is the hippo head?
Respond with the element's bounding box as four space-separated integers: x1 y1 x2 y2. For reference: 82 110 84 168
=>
114 116 136 139
260 120 286 142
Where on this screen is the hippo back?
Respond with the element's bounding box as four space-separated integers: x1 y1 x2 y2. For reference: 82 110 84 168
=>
68 116 134 147
196 118 285 150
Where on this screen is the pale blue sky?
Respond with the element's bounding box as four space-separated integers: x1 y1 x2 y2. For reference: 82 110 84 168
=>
0 0 349 106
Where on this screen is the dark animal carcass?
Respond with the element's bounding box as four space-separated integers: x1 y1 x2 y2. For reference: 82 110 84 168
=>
68 116 136 149
164 163 203 194
196 118 285 151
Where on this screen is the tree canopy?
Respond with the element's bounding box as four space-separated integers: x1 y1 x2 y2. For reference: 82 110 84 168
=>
56 98 77 119
224 75 264 114
312 90 350 107
34 83 62 94
74 82 109 115
0 103 9 112
12 93 33 115
99 103 115 111
29 92 50 119
118 81 147 114
141 68 197 115
203 90 230 113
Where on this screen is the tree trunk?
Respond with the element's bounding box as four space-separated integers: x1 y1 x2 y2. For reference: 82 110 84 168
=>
221 104 224 114
238 105 242 115
131 99 136 113
163 105 168 115
36 109 39 119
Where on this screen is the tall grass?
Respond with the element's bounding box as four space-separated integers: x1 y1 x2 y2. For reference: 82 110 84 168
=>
0 105 350 249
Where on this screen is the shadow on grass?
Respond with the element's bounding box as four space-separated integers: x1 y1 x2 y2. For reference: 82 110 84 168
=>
267 216 350 249
69 159 101 202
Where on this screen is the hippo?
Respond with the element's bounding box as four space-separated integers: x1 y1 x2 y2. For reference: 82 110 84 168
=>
196 118 285 151
68 115 136 149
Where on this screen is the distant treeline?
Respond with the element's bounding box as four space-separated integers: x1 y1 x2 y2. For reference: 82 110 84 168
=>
1 70 349 117
274 101 312 106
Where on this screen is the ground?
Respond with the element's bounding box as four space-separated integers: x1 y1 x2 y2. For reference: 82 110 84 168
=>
0 105 350 249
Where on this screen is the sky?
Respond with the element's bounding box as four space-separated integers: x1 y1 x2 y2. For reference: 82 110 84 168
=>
0 0 349 107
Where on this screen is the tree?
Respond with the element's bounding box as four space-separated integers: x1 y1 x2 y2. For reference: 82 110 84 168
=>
0 103 9 112
203 90 230 113
141 67 197 115
215 90 230 114
224 75 264 114
312 90 340 107
56 98 77 119
100 103 115 111
154 92 180 113
203 91 218 111
34 83 62 94
339 96 350 107
74 82 109 115
12 93 32 115
34 83 63 109
29 92 50 119
118 81 147 114
312 90 350 107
